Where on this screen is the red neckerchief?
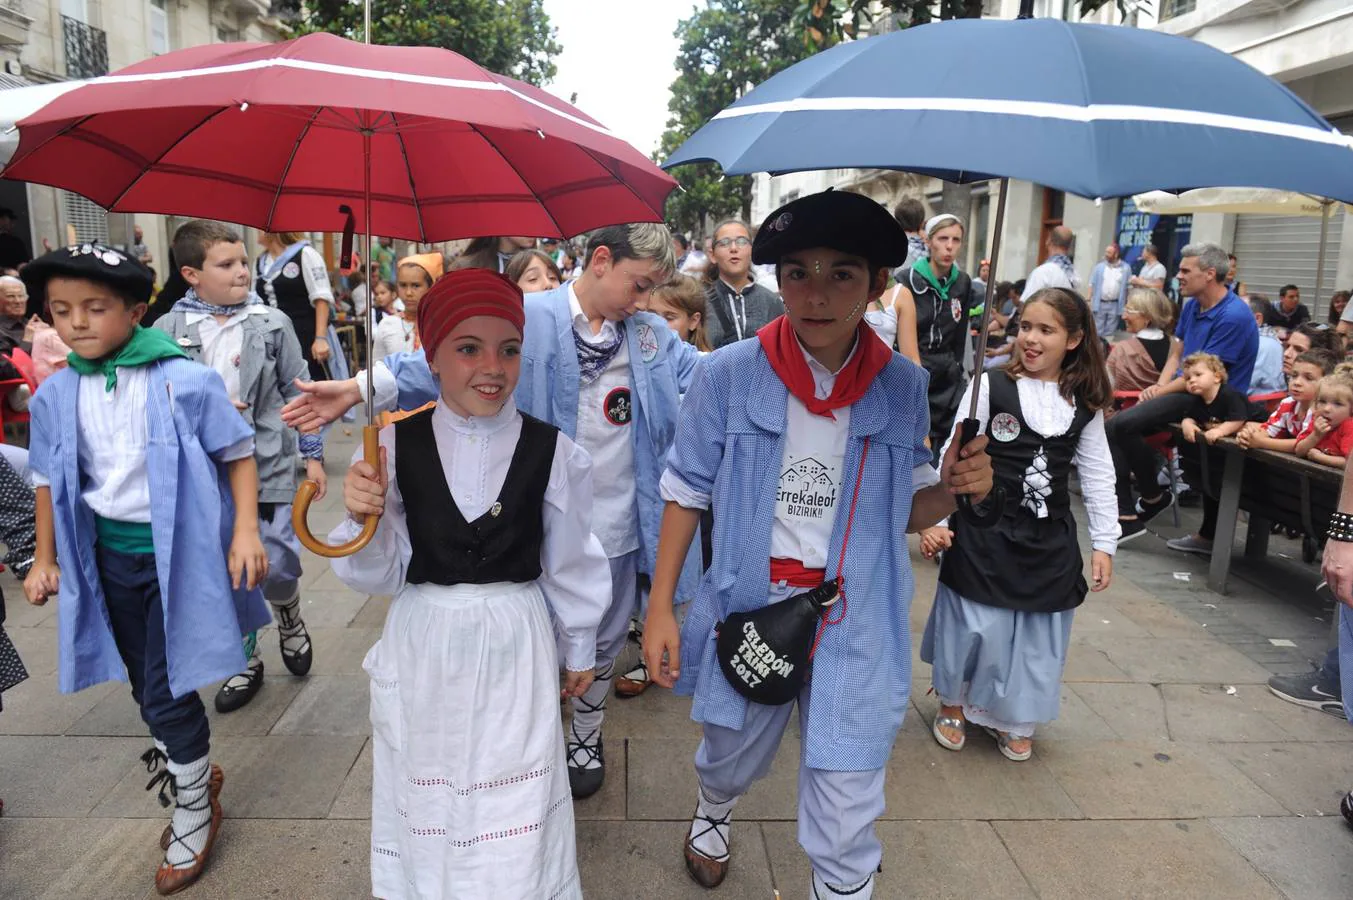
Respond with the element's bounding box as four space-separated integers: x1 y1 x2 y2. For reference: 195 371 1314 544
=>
757 316 890 420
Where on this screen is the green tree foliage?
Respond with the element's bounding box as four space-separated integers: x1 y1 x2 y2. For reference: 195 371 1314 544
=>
658 1 819 234
291 0 562 86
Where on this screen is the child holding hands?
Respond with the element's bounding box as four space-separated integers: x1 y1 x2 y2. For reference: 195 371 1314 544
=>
1295 365 1353 468
21 244 270 894
330 269 609 900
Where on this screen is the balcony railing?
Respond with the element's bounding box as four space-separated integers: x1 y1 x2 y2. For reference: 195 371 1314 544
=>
1159 0 1197 21
62 15 108 80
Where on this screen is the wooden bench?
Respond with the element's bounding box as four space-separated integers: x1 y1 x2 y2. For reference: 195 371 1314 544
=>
1169 427 1342 594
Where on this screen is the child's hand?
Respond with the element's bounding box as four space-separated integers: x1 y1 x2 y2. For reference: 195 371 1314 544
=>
642 606 682 689
228 530 269 591
1313 415 1332 437
23 560 60 605
232 399 249 412
1180 419 1199 443
1235 427 1253 448
305 458 328 501
1202 427 1225 444
562 669 595 699
1090 550 1113 592
344 446 388 519
919 526 953 560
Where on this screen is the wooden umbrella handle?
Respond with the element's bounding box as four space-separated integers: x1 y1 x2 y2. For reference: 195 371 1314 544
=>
293 424 380 558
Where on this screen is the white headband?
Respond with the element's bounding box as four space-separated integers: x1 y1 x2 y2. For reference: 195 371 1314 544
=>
925 213 964 237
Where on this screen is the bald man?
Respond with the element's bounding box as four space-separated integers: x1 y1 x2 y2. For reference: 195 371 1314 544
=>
1022 225 1082 300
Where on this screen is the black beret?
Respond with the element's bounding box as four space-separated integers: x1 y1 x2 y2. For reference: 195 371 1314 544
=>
22 243 154 306
752 189 909 269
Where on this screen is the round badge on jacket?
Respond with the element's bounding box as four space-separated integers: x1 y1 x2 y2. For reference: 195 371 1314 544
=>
990 412 1021 442
604 386 632 426
951 296 963 323
282 261 301 279
636 323 659 363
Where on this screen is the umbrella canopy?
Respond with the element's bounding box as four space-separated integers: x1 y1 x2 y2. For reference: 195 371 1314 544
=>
0 33 676 241
664 18 1353 204
1132 188 1353 217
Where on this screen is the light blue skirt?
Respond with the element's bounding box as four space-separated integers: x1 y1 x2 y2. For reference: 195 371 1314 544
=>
1340 604 1353 725
920 582 1075 737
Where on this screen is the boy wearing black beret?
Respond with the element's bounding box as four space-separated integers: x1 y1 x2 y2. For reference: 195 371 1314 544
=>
21 243 271 894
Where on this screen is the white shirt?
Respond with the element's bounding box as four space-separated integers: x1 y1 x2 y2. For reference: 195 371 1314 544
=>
350 283 368 317
189 306 273 404
941 373 1119 554
1100 262 1125 301
1022 260 1079 300
329 399 609 671
568 281 639 558
1139 261 1168 288
258 245 334 305
373 314 417 362
864 300 899 352
660 338 941 569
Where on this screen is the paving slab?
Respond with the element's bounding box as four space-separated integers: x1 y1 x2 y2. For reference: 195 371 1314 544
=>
88 734 366 820
763 820 1036 899
994 819 1282 900
260 625 380 677
1111 594 1212 638
1068 682 1171 741
197 674 306 737
1061 637 1131 682
1160 683 1297 742
64 685 151 737
4 623 59 674
627 736 800 820
602 682 704 740
1034 740 1287 819
350 594 392 628
1246 689 1353 743
575 820 774 899
270 674 372 736
0 817 159 900
882 733 1082 820
190 818 372 899
328 737 372 820
1064 601 1152 638
1034 685 1119 741
1214 742 1353 817
1082 636 1275 684
0 736 144 817
0 678 118 736
1210 816 1353 900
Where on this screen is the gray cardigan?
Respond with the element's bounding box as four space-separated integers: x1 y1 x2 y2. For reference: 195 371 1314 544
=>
155 305 320 503
704 279 784 349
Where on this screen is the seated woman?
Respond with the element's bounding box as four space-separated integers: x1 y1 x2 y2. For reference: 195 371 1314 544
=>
1106 288 1181 402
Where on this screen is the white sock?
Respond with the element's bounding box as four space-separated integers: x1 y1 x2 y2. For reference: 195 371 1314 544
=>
164 756 215 869
271 590 310 657
568 664 611 771
688 786 736 861
813 870 874 898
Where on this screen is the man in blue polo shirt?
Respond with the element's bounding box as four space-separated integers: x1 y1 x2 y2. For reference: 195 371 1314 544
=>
1109 242 1258 546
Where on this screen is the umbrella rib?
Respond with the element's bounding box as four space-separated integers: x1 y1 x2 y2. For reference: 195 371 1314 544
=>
265 106 325 231
390 112 427 244
467 122 566 239
106 107 230 211
576 144 657 220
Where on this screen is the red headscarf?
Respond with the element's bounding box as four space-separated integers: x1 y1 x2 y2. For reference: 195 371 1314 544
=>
417 268 525 362
757 316 890 419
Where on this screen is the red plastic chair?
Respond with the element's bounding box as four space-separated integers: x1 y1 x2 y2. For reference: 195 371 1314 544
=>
1113 389 1182 527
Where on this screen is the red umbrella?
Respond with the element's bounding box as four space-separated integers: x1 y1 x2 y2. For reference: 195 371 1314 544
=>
3 32 674 241
2 32 677 556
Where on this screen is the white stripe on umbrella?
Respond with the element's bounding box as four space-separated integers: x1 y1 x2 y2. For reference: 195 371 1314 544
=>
713 97 1353 150
0 81 89 166
73 57 613 138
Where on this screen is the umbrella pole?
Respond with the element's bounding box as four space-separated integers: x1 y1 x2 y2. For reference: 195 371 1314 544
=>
954 177 1009 527
291 121 382 558
1316 199 1330 315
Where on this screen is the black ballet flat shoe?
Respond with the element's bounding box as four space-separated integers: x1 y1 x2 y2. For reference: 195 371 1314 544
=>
567 737 605 799
213 658 264 713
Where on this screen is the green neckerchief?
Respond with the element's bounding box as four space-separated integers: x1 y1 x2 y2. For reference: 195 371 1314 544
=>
914 256 960 301
66 326 188 392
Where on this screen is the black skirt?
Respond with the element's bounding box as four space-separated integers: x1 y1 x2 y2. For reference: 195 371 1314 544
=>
0 626 27 711
940 509 1088 614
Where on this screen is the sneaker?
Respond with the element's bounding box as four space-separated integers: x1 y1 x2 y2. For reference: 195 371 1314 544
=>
1267 672 1345 717
1166 534 1212 556
1135 492 1175 523
1117 519 1148 543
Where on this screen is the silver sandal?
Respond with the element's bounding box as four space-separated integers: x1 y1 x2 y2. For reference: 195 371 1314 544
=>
932 712 967 751
982 726 1033 761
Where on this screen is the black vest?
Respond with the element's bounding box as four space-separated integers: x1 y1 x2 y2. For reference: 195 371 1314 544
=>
257 253 318 351
395 409 558 587
903 265 972 362
984 369 1094 521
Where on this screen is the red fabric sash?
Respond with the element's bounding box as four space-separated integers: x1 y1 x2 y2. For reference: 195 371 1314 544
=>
757 316 890 420
769 558 827 588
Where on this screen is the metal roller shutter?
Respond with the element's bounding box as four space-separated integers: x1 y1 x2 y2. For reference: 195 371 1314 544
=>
1231 212 1345 319
61 190 109 244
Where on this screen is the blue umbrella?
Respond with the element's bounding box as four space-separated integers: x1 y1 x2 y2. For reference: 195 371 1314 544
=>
664 14 1353 526
664 18 1353 203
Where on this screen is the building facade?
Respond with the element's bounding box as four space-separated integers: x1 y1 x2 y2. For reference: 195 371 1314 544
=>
752 1 1353 314
0 0 284 275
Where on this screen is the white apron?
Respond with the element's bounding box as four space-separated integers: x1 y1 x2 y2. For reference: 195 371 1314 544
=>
366 580 581 900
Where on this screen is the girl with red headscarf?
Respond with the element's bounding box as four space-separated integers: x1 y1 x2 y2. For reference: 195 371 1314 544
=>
329 268 609 900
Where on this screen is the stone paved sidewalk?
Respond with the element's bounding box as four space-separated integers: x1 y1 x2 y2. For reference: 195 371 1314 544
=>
1 426 1352 898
